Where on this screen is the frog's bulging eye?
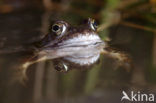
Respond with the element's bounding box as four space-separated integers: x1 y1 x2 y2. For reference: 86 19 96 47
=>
52 25 60 32
52 23 67 36
89 18 98 31
52 24 61 35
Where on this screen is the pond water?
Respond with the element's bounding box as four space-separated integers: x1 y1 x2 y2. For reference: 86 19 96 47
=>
0 9 155 103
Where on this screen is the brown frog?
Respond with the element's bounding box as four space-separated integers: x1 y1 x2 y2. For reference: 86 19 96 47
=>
22 18 130 73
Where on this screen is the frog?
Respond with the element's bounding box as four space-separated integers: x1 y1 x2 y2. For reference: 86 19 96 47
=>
21 18 130 73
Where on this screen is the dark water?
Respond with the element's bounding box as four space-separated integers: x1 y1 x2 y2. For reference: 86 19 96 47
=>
0 9 155 103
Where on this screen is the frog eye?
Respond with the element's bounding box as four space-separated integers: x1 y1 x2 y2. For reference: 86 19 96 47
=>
89 18 98 31
52 23 67 36
52 24 62 35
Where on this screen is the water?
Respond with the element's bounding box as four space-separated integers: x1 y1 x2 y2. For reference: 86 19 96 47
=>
0 9 155 103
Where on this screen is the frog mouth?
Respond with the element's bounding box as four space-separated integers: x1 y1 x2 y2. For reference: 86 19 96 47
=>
56 34 104 65
54 34 105 54
40 34 105 63
58 34 104 48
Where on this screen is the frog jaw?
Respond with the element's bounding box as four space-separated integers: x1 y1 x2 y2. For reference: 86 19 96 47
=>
59 33 102 46
38 32 105 66
54 33 104 65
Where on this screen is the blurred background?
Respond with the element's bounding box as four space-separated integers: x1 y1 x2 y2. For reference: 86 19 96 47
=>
0 0 156 103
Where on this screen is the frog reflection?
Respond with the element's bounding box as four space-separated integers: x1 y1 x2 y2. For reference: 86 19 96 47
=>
52 57 101 72
22 18 129 72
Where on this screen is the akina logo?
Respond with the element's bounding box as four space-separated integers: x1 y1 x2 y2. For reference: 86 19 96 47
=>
121 91 155 102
